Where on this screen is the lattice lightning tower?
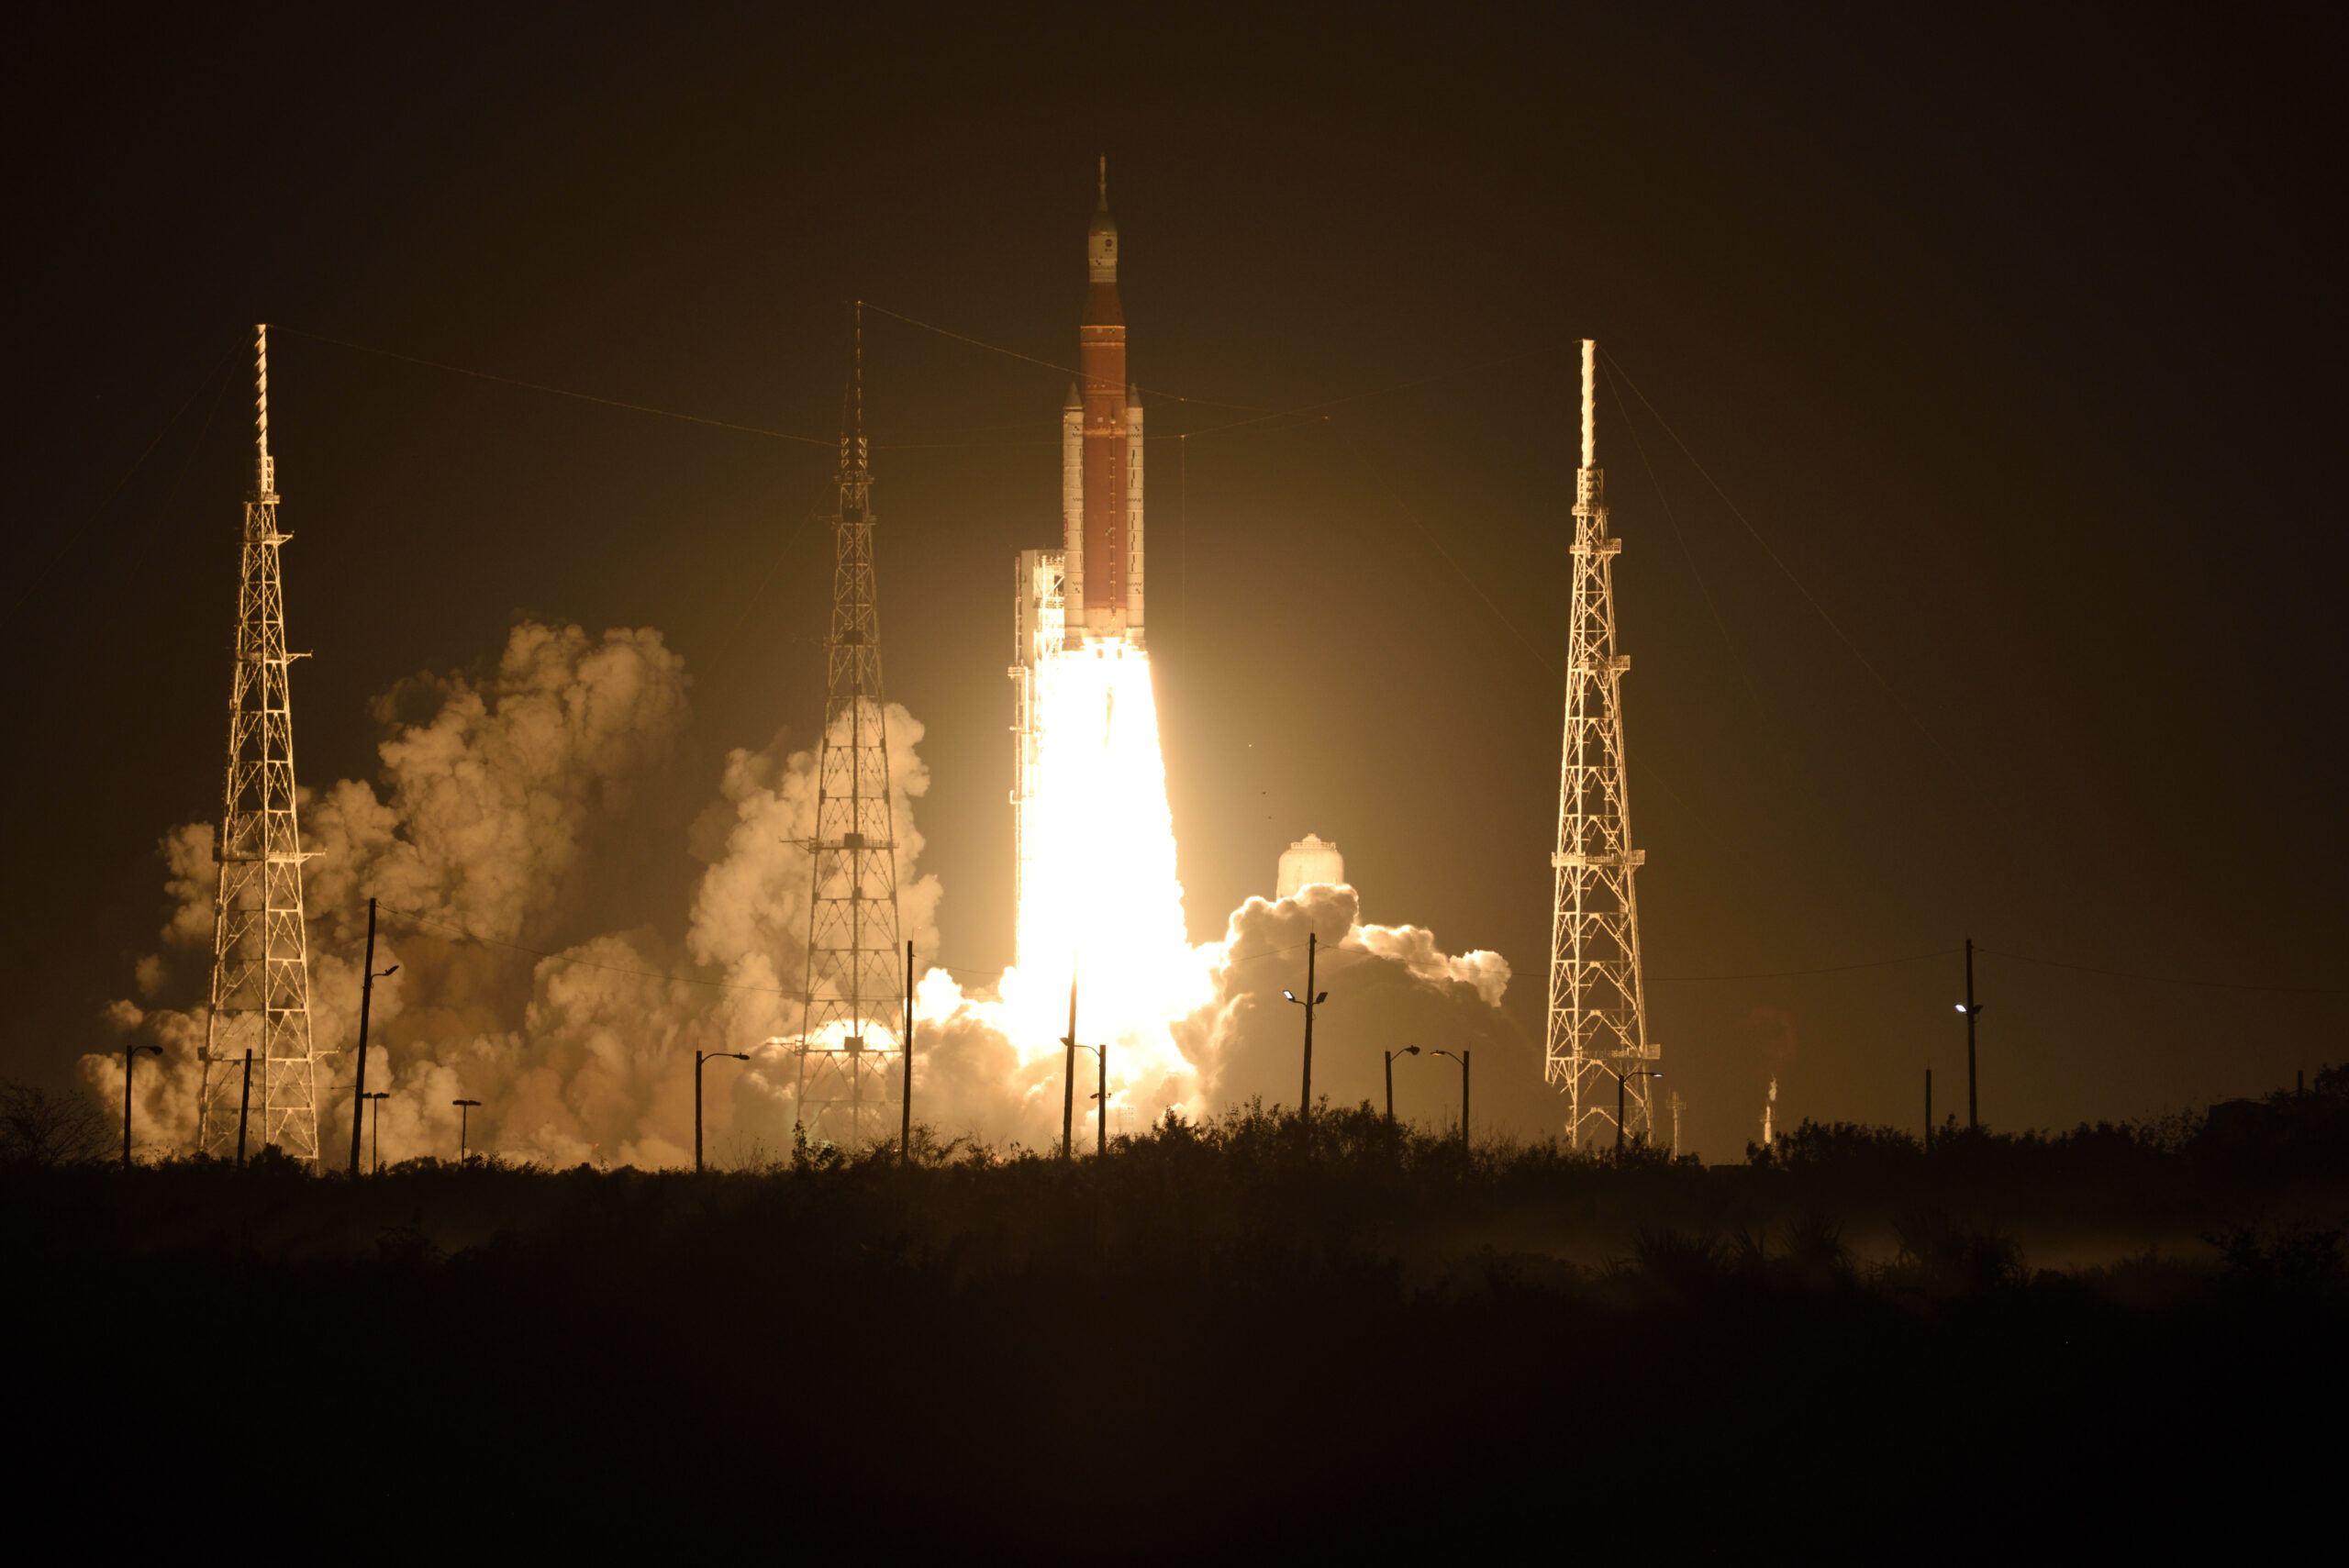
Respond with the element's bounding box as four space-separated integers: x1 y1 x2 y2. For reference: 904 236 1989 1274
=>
1545 339 1659 1147
795 309 905 1146
196 324 323 1161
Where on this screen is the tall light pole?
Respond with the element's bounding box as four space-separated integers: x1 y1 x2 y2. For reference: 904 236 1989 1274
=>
1954 939 1983 1130
1429 1050 1471 1151
235 1049 252 1166
349 896 398 1176
121 1043 161 1169
362 1091 389 1173
451 1098 481 1165
1061 970 1079 1161
1072 1042 1108 1156
695 1050 750 1173
900 940 915 1161
1385 1046 1419 1123
1597 1062 1664 1152
1283 931 1329 1118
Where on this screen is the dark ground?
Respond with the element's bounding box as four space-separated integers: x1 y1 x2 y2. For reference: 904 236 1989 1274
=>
8 1086 2343 1557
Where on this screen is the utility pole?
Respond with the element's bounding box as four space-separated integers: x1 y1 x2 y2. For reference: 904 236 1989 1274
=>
1097 1037 1108 1156
1386 1046 1423 1127
1924 1067 1933 1151
348 899 397 1176
900 941 915 1160
121 1043 161 1169
1283 933 1328 1118
695 1050 749 1173
1062 971 1078 1161
1302 932 1317 1114
1957 938 1983 1130
1606 1063 1664 1153
237 1051 252 1166
363 1091 388 1173
1428 1050 1472 1150
451 1099 481 1165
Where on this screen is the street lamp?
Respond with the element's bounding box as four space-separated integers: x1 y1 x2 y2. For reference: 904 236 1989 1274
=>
1384 1045 1419 1122
1595 1062 1664 1152
451 1099 482 1165
349 897 399 1177
1428 1050 1472 1151
121 1042 161 1170
362 1092 390 1174
201 1046 257 1165
1282 930 1330 1118
696 1049 750 1173
348 956 398 1176
1071 1042 1108 1157
1953 937 1983 1130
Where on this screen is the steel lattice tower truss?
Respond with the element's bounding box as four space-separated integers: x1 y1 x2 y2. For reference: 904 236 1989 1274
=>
796 323 904 1147
196 325 323 1161
1545 339 1659 1147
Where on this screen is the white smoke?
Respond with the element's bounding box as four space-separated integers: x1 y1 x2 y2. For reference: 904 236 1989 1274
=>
89 622 1530 1166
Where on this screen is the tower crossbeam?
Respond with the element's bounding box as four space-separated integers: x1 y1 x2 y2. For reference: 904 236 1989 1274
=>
197 325 323 1162
1545 339 1659 1149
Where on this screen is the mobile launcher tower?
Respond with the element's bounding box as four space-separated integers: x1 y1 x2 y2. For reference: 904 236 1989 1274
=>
1008 161 1148 947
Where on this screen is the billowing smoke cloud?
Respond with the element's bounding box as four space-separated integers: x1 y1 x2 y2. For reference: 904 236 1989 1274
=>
89 623 1530 1165
1174 884 1539 1134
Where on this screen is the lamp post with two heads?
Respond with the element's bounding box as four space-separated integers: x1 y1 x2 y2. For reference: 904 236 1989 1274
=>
1954 938 1984 1130
1282 931 1330 1118
1596 1062 1664 1153
451 1099 481 1165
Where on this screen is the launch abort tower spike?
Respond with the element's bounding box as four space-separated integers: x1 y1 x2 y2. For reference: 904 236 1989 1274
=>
1545 339 1659 1147
795 305 906 1147
197 324 324 1162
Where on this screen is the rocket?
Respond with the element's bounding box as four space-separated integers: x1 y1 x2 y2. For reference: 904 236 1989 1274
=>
1062 158 1144 649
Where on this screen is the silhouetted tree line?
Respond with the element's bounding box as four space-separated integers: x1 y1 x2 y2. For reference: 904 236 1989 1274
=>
6 1081 2340 1555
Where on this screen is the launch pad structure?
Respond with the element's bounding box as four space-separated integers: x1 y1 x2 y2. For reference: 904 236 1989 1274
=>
195 326 325 1162
1545 339 1660 1147
795 312 907 1147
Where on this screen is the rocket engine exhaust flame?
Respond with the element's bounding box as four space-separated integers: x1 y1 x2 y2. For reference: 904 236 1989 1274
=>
1005 640 1208 1124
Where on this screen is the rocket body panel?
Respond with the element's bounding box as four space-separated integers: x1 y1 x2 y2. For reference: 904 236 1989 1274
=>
1061 387 1084 639
1080 318 1128 617
1059 170 1142 646
1125 395 1144 639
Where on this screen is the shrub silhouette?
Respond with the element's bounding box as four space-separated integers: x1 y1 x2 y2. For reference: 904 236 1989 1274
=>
6 1087 2344 1555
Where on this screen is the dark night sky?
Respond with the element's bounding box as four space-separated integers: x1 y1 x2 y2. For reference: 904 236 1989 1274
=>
6 6 2341 1157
